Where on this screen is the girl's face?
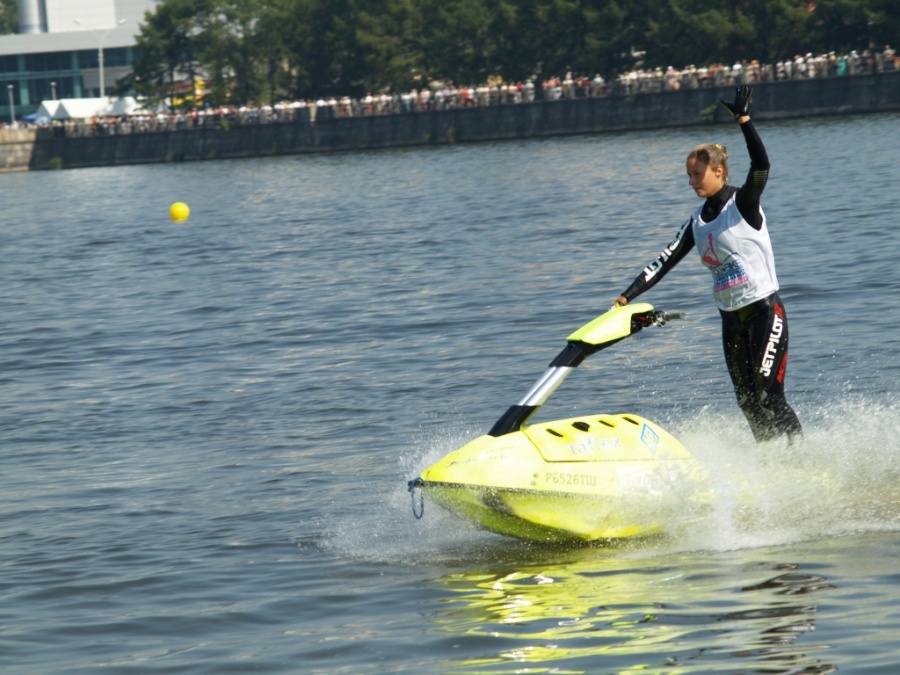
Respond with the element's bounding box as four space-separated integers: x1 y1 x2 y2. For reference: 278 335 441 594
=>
686 157 725 198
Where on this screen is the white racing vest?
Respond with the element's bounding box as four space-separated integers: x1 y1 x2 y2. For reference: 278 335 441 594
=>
692 194 779 311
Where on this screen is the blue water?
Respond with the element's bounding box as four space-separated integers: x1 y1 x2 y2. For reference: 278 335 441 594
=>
2 113 899 673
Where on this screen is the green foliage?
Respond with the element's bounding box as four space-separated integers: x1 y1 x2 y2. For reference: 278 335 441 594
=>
124 0 210 108
0 0 18 35
128 0 898 107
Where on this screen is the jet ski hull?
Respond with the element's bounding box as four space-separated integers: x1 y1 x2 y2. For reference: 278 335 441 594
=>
415 413 708 543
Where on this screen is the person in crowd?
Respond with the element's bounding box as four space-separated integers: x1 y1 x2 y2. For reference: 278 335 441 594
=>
612 86 803 443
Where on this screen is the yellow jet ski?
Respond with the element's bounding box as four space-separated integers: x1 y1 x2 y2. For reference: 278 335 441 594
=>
408 303 709 544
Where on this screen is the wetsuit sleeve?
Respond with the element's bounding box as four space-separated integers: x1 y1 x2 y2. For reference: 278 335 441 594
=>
735 120 769 231
620 218 695 302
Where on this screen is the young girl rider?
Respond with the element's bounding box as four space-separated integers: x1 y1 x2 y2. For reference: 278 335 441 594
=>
614 85 802 443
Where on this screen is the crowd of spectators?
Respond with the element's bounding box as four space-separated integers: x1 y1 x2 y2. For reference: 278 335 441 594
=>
21 45 898 137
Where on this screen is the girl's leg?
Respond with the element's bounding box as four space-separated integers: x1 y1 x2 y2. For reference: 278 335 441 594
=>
721 295 802 442
750 295 803 441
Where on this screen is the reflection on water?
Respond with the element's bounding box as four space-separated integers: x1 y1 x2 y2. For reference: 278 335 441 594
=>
429 549 837 674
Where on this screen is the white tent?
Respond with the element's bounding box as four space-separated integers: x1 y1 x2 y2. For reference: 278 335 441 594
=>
40 97 150 120
107 97 146 116
35 99 61 120
51 97 114 120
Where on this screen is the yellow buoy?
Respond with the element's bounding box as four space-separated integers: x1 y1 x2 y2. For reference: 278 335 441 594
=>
169 202 190 222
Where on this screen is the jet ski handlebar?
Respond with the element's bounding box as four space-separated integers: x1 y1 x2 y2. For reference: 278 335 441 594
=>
635 310 685 328
566 303 684 350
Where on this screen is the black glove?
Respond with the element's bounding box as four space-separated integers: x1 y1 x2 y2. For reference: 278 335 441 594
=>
720 85 752 118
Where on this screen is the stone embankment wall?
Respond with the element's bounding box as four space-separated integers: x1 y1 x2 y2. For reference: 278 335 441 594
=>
0 128 37 172
4 72 898 172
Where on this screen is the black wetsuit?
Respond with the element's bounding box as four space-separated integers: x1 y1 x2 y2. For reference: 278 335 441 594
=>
620 121 802 442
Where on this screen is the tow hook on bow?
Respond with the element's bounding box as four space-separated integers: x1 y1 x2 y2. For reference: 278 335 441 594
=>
408 477 424 519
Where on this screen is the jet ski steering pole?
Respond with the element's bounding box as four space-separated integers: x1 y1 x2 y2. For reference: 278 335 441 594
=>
488 308 682 437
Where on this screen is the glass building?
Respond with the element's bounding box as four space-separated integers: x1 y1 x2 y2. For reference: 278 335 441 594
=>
0 0 158 120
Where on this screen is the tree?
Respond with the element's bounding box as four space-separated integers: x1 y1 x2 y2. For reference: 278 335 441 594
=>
196 0 267 105
124 0 899 108
356 0 428 92
742 0 815 61
125 0 209 108
866 0 900 50
0 0 18 35
806 0 883 52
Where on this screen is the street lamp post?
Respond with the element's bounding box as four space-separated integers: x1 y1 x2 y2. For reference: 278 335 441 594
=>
7 83 14 123
74 18 127 97
51 81 57 100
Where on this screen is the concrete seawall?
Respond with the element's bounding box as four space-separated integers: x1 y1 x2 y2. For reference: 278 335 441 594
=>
4 72 898 172
0 128 37 172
